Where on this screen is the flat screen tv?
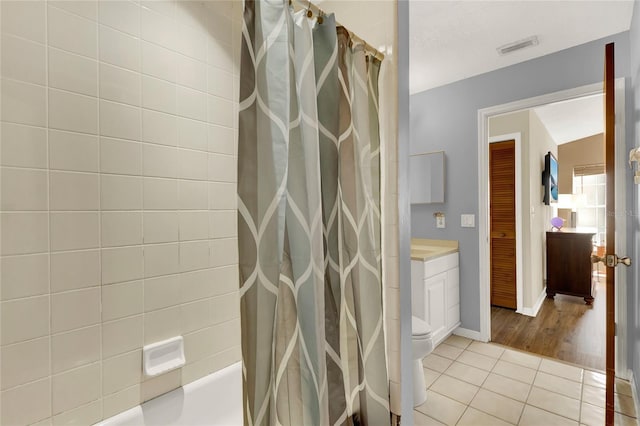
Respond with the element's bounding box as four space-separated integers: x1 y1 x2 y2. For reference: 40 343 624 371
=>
542 151 558 205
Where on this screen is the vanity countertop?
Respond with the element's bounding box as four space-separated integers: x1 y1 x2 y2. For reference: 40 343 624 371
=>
411 238 459 261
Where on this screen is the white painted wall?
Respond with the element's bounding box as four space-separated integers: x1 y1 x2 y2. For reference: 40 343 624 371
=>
529 110 558 306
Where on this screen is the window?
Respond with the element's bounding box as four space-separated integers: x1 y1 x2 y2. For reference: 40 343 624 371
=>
572 168 605 245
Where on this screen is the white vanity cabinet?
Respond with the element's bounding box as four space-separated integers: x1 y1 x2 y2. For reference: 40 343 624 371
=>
411 251 460 347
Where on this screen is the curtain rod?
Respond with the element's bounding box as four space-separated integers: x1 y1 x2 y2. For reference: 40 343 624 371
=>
290 0 385 62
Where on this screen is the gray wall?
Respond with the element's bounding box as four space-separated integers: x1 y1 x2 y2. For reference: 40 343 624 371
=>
410 32 632 333
629 0 640 399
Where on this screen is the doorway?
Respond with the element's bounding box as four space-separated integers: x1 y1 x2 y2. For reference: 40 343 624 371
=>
477 81 629 377
488 98 607 370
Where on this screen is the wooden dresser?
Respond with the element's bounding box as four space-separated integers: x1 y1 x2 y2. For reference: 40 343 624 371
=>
546 228 596 305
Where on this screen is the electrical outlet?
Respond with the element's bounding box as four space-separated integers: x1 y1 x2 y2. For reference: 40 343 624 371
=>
436 215 445 228
461 214 475 228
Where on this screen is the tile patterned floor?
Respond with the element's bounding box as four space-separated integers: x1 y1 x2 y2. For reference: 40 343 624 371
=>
414 335 639 426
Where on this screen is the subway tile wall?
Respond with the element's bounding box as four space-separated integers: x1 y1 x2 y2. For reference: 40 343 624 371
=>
0 1 242 424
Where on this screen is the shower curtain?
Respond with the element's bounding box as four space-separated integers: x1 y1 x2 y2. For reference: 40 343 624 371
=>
237 1 389 424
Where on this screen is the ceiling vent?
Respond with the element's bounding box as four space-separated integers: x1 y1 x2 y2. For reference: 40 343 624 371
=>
497 36 539 56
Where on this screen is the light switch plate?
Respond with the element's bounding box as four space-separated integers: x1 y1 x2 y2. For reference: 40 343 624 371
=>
461 214 475 228
436 215 445 228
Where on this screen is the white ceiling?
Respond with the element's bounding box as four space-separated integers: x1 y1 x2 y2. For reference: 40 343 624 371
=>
409 0 635 94
533 94 603 144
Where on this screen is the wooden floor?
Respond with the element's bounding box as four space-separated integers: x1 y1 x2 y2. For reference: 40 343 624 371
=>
491 275 605 371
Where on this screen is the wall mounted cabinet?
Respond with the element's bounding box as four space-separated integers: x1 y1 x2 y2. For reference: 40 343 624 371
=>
410 151 445 204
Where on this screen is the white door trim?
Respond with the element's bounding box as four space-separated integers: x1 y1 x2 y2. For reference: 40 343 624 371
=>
477 80 628 377
614 77 628 379
488 133 524 315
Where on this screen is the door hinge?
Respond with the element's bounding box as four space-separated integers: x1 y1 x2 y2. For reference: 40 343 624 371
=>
614 322 617 336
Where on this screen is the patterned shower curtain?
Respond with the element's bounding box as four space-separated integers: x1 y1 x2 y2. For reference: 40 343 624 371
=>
238 1 389 424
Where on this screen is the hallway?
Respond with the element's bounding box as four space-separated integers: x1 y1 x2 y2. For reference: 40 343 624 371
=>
491 279 606 371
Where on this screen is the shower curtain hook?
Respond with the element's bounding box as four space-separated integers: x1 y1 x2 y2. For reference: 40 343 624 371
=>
306 0 313 18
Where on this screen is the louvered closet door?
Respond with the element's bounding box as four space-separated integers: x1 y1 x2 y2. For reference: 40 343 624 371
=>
489 140 517 309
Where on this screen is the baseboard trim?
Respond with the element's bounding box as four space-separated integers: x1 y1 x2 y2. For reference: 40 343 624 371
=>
520 287 547 317
454 327 484 342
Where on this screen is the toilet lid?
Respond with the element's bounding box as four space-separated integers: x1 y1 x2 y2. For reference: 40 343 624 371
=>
412 316 431 338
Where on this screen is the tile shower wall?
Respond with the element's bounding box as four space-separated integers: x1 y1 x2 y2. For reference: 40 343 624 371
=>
0 1 242 424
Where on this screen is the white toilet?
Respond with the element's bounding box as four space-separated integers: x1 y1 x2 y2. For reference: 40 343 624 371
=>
412 315 433 407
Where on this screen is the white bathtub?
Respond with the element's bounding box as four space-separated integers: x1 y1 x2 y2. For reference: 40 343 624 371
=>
97 362 243 426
